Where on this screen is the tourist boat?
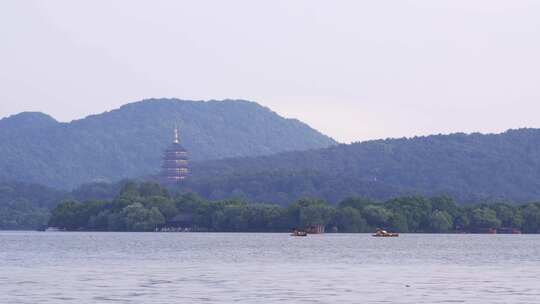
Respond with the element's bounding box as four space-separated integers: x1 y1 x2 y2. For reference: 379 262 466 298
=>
291 229 308 237
372 228 399 237
44 227 65 232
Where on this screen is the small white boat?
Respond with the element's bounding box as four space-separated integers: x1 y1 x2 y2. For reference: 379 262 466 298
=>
372 229 399 237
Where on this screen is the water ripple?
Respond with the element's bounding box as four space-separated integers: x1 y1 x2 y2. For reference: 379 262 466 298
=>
1 232 540 303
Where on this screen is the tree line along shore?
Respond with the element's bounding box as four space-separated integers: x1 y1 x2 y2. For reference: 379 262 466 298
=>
46 182 540 233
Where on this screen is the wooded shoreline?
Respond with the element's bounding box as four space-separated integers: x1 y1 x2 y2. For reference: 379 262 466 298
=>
46 182 540 234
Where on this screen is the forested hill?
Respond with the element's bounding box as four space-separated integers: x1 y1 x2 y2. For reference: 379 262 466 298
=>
0 99 336 189
185 129 540 204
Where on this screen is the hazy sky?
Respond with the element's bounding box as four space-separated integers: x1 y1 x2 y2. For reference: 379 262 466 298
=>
1 1 540 143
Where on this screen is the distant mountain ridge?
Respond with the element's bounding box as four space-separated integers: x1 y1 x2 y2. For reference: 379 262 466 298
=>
6 99 540 205
0 99 336 189
184 129 540 204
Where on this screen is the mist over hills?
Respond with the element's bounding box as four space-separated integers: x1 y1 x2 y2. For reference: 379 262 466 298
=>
0 99 336 189
184 129 540 204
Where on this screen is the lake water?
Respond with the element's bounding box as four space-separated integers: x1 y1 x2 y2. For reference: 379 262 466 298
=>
1 232 540 304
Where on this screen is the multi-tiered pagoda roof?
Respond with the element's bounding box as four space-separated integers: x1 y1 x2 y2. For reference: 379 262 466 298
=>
161 128 189 183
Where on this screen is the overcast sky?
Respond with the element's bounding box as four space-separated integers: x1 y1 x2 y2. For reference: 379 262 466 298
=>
1 1 539 143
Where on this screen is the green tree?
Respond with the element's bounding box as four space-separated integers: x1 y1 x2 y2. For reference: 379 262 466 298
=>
337 206 367 232
88 210 111 231
48 200 85 230
522 204 540 233
122 203 165 231
144 196 178 220
454 211 470 231
212 204 248 231
385 197 432 232
288 198 335 228
139 182 169 198
430 196 460 218
471 207 501 229
492 203 523 228
362 205 392 228
118 182 140 199
428 210 453 232
388 213 408 232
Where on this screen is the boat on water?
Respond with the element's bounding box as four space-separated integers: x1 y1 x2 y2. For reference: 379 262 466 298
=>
43 227 65 232
372 228 399 237
291 228 308 237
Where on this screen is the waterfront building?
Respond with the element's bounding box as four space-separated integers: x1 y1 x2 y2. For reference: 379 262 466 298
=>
160 127 189 183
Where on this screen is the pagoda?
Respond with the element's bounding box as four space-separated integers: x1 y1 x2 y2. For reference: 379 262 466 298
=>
160 127 189 183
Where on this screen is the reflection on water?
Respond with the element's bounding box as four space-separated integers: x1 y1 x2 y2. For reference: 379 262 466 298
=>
1 232 540 303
